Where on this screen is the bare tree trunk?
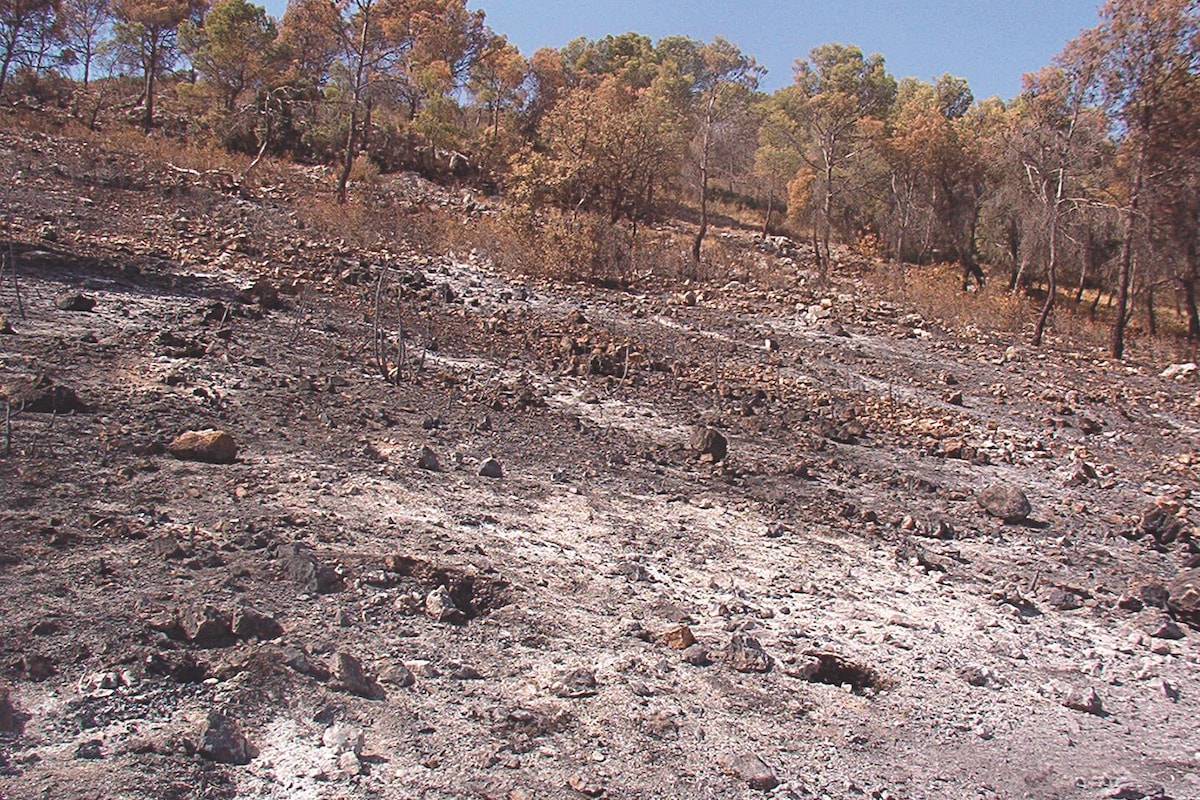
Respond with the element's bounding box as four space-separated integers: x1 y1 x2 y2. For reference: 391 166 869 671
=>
691 91 717 265
1182 274 1200 341
1033 215 1059 346
336 107 358 204
142 46 155 133
336 9 371 205
1076 228 1094 302
1111 156 1142 359
1112 223 1133 358
1006 217 1021 291
821 173 833 276
1145 282 1157 336
761 192 774 238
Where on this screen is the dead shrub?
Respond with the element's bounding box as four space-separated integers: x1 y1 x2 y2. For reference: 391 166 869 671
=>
349 154 381 186
465 210 637 285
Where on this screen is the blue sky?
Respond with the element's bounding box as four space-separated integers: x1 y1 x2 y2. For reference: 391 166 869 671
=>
256 0 1105 101
465 0 1103 100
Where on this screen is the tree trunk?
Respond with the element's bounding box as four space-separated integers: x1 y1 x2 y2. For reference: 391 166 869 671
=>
337 8 372 205
0 21 21 95
1145 282 1157 336
821 170 833 275
142 36 157 133
336 107 358 204
1033 214 1059 347
1110 152 1143 359
1006 217 1021 291
692 91 718 265
1182 276 1200 341
1076 228 1094 303
960 211 984 291
1111 221 1133 358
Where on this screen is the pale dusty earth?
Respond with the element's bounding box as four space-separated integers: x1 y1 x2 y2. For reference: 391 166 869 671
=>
1 126 1199 800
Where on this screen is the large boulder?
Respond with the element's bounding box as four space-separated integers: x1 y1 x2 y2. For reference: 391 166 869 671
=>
689 426 728 463
977 484 1031 523
167 430 238 464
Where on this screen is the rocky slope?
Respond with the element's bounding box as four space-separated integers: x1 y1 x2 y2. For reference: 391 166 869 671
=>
1 126 1199 800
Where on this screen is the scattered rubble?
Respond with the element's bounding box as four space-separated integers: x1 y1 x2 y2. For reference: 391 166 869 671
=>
0 126 1197 800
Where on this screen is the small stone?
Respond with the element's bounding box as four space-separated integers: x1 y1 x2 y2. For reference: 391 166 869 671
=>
1062 686 1103 715
1144 613 1185 640
279 644 329 680
551 668 598 698
1138 501 1188 547
417 446 441 472
1119 575 1169 612
280 543 317 590
231 607 283 641
1160 362 1197 381
180 605 233 647
338 751 362 776
718 752 779 791
1106 780 1166 799
57 293 96 312
1063 458 1098 487
167 430 238 464
75 739 104 760
329 652 385 700
407 660 440 678
959 664 994 687
478 457 504 479
681 645 712 666
381 663 416 688
0 685 19 734
451 664 485 680
1152 678 1181 702
977 484 1032 523
322 723 364 756
919 517 956 540
241 279 284 310
567 771 605 797
689 426 728 462
724 634 772 673
199 711 252 765
1047 589 1083 611
426 586 466 624
765 522 788 538
1167 568 1200 628
661 625 696 650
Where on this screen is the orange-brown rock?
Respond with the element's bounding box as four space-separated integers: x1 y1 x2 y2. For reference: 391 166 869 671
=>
167 430 238 464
